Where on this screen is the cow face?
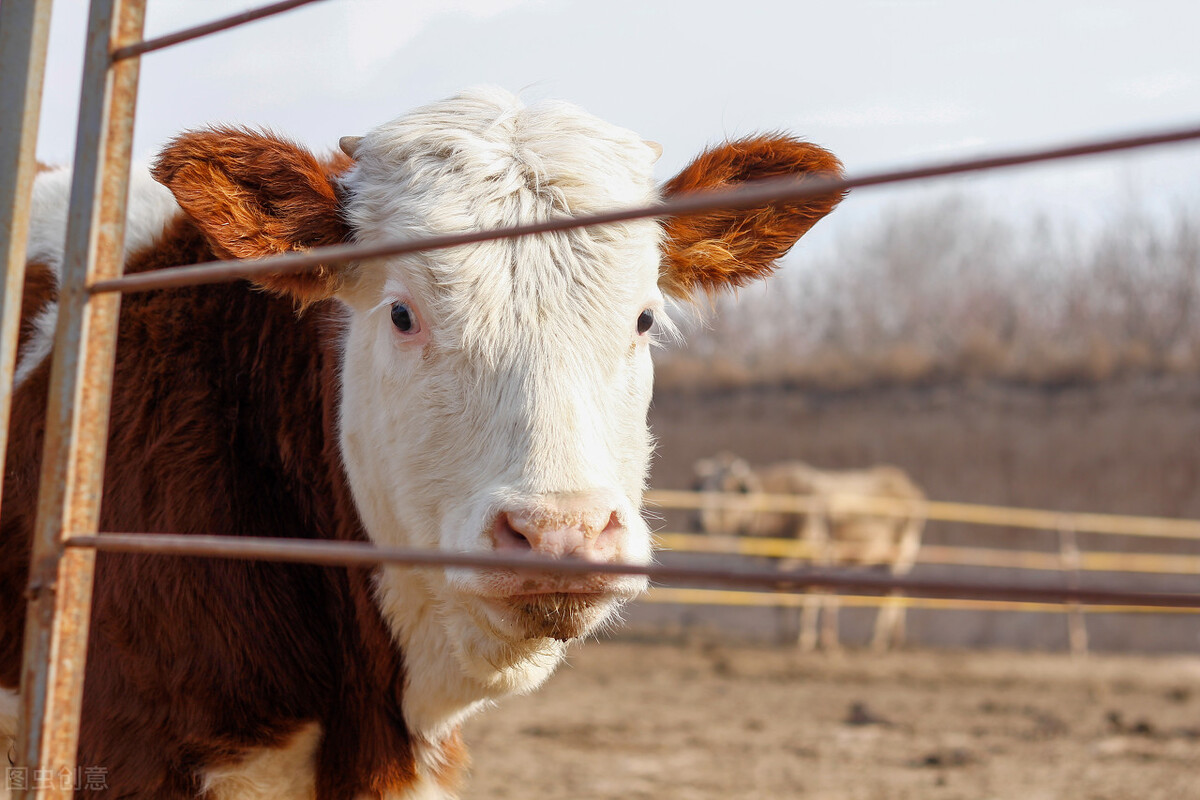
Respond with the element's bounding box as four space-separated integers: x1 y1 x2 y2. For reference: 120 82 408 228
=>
335 91 666 661
153 88 842 692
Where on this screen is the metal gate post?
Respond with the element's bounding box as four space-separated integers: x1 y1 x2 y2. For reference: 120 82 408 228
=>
14 0 145 797
0 0 55 516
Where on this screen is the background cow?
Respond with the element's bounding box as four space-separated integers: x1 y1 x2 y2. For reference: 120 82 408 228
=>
692 453 925 651
1 88 842 799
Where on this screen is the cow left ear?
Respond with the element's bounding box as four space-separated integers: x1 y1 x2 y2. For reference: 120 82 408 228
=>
659 136 845 299
151 127 353 306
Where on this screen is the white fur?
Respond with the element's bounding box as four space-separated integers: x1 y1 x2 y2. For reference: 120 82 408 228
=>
197 720 454 800
372 567 562 750
334 88 664 742
15 166 179 389
11 304 55 389
199 723 321 800
375 779 456 800
24 168 73 268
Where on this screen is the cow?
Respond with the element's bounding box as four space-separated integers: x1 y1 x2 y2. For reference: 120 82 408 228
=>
0 87 843 799
692 453 925 652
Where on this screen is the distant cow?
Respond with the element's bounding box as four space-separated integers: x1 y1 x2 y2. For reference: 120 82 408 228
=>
0 88 842 799
693 453 925 651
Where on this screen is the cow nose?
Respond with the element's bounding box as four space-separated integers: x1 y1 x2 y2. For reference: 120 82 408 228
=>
492 504 625 562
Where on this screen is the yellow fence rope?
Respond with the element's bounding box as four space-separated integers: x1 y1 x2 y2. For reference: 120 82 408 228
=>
646 489 1200 541
645 492 1200 613
653 532 1200 576
641 587 1200 615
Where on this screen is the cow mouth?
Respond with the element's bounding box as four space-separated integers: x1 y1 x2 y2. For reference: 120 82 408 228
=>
457 563 648 641
483 592 615 641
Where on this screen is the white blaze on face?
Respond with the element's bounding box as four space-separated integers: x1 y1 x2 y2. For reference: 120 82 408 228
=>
332 88 664 729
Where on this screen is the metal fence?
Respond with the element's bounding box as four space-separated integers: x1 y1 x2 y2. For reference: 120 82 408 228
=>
3 1 1200 797
642 489 1200 653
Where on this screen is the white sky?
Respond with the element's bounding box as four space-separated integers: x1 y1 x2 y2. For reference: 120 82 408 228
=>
35 0 1200 254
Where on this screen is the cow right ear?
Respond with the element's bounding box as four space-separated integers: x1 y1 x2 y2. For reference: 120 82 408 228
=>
151 127 354 307
659 136 845 300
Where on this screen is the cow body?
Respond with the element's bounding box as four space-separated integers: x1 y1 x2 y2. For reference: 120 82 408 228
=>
4 181 439 798
1 89 842 798
693 453 925 651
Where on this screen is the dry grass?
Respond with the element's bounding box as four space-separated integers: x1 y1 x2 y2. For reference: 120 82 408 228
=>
657 196 1200 391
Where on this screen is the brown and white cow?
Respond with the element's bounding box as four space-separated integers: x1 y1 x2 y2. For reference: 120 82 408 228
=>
0 88 842 799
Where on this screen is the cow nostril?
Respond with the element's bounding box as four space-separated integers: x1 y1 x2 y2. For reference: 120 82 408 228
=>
493 513 532 551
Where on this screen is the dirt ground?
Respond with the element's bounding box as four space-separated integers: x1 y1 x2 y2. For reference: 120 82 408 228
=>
463 640 1200 800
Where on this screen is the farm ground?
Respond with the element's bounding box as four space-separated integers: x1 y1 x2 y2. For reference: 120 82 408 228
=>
463 640 1200 800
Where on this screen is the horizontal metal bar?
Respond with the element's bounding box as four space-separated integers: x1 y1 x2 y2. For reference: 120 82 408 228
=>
110 0 327 61
89 121 1200 296
65 533 1200 608
647 489 1200 541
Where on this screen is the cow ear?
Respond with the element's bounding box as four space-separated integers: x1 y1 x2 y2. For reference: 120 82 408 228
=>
659 136 845 299
151 127 353 306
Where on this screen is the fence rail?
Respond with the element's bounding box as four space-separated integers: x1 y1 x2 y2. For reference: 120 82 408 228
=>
655 533 1200 576
61 533 1200 609
87 122 1200 297
641 587 1200 616
646 489 1200 541
648 490 1200 630
109 0 327 60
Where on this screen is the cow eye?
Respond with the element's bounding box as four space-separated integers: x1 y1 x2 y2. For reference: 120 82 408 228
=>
390 302 419 334
636 309 655 335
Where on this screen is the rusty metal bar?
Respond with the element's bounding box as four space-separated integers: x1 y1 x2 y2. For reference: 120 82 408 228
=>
62 533 1200 609
0 0 54 523
15 0 145 796
88 121 1200 296
110 0 328 61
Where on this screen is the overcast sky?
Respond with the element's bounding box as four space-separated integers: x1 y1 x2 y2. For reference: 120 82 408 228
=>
35 0 1200 255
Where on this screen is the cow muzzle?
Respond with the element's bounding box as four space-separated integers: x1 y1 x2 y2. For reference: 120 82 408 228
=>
467 492 649 639
493 501 623 558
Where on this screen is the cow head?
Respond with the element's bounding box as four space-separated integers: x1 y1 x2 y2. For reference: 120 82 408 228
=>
692 452 767 536
153 87 842 716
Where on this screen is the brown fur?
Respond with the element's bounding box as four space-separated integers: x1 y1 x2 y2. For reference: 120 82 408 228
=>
150 128 353 306
1 146 450 798
16 261 57 355
659 136 845 298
